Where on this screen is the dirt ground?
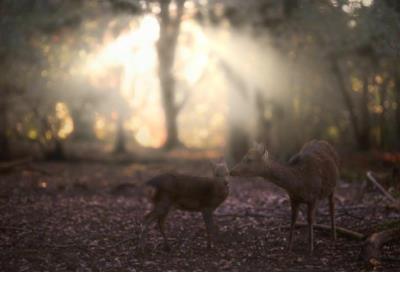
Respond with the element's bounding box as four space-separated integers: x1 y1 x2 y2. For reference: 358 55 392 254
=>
1 159 399 271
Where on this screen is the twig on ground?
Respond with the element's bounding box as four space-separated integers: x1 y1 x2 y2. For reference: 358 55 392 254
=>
293 223 365 240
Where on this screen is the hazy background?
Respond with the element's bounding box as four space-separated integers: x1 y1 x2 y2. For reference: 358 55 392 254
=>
1 0 400 163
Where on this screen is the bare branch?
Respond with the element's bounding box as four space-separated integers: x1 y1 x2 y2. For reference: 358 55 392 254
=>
366 171 397 202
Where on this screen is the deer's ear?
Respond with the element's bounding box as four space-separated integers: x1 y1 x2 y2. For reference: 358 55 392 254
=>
262 150 269 162
254 142 265 154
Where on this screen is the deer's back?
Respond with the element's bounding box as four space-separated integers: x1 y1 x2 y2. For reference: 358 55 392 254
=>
290 140 339 200
146 173 228 211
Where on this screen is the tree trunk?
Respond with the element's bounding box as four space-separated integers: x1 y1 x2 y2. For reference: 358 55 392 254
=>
0 92 10 161
330 57 368 150
283 0 299 18
70 108 95 141
45 139 65 161
378 78 388 149
395 73 400 148
255 91 271 144
157 0 185 150
228 124 250 163
384 0 400 14
0 115 10 161
160 72 179 149
33 103 66 160
113 115 126 154
358 74 371 150
0 131 10 161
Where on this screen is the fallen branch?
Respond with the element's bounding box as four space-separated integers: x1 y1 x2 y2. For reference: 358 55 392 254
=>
24 165 51 176
0 157 32 173
387 201 400 211
360 227 400 264
293 223 365 240
366 171 396 202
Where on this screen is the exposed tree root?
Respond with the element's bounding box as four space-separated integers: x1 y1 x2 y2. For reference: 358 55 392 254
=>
360 227 400 265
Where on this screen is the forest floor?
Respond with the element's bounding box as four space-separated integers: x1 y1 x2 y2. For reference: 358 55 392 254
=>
1 156 400 271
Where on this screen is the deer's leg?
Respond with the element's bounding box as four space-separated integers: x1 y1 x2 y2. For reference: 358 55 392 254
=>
138 210 158 252
202 209 216 249
329 193 337 241
288 201 300 251
157 212 170 251
139 193 171 252
154 195 172 251
307 202 316 254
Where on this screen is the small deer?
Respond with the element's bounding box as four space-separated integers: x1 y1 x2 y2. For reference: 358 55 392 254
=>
139 159 229 252
230 140 339 253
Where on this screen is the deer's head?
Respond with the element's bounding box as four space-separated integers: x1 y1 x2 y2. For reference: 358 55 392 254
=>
210 158 229 178
230 142 269 177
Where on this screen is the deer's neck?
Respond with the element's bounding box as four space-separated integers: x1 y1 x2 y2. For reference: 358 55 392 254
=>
262 160 298 193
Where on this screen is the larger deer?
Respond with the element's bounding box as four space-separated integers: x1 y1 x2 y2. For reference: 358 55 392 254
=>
230 140 339 253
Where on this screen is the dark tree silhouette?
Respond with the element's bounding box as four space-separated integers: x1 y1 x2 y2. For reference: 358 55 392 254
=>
156 0 185 150
0 88 10 160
